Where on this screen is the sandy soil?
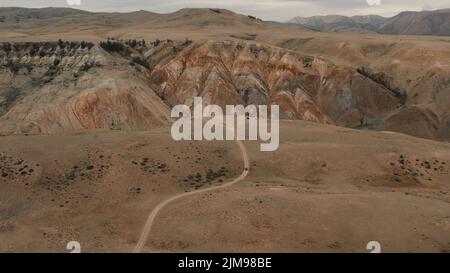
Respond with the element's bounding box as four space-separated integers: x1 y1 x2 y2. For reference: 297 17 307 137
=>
1 121 449 253
0 128 243 252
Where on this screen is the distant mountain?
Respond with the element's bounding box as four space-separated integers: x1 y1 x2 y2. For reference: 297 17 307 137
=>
289 15 385 34
0 7 263 28
289 9 450 36
0 7 316 43
380 9 450 35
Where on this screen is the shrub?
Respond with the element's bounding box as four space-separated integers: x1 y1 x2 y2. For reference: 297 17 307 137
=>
250 45 260 57
45 66 58 77
80 62 92 72
53 58 60 66
58 39 66 49
126 39 138 48
182 38 192 46
132 56 150 69
69 41 77 50
79 41 94 50
2 42 12 52
100 40 125 52
30 44 39 56
153 39 161 47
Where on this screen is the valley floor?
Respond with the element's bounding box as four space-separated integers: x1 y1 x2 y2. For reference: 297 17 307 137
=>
0 121 449 253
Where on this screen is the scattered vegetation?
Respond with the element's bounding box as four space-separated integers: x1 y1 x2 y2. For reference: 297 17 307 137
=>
0 153 37 183
79 62 93 72
100 38 149 53
2 42 12 52
39 148 112 194
385 154 448 185
182 38 193 46
171 38 192 54
125 39 146 48
182 167 229 189
0 40 94 57
230 33 258 41
100 39 126 52
302 56 314 68
131 56 150 69
249 44 263 57
132 157 169 174
125 39 138 48
152 38 161 47
357 66 408 104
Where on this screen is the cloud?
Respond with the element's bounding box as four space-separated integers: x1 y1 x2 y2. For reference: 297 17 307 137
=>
1 0 449 21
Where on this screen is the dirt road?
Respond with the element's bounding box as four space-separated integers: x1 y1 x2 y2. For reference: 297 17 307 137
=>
133 139 250 253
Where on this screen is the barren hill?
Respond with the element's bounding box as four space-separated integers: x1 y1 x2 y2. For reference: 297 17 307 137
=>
0 7 450 142
0 39 406 134
277 33 450 141
0 7 272 42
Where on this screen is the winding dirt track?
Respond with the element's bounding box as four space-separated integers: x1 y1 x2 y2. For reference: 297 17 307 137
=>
133 139 250 253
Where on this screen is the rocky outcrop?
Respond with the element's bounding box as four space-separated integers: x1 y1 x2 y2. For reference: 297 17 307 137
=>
0 41 171 135
278 34 450 141
0 39 406 135
146 40 401 126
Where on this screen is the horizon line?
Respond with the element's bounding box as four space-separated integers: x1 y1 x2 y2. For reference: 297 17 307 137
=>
1 5 449 23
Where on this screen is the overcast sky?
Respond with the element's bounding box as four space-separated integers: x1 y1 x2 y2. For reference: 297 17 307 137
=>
0 0 449 21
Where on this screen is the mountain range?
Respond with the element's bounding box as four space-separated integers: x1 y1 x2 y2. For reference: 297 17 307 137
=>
289 9 450 36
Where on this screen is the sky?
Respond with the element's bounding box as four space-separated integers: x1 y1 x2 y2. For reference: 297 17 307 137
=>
0 0 449 21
